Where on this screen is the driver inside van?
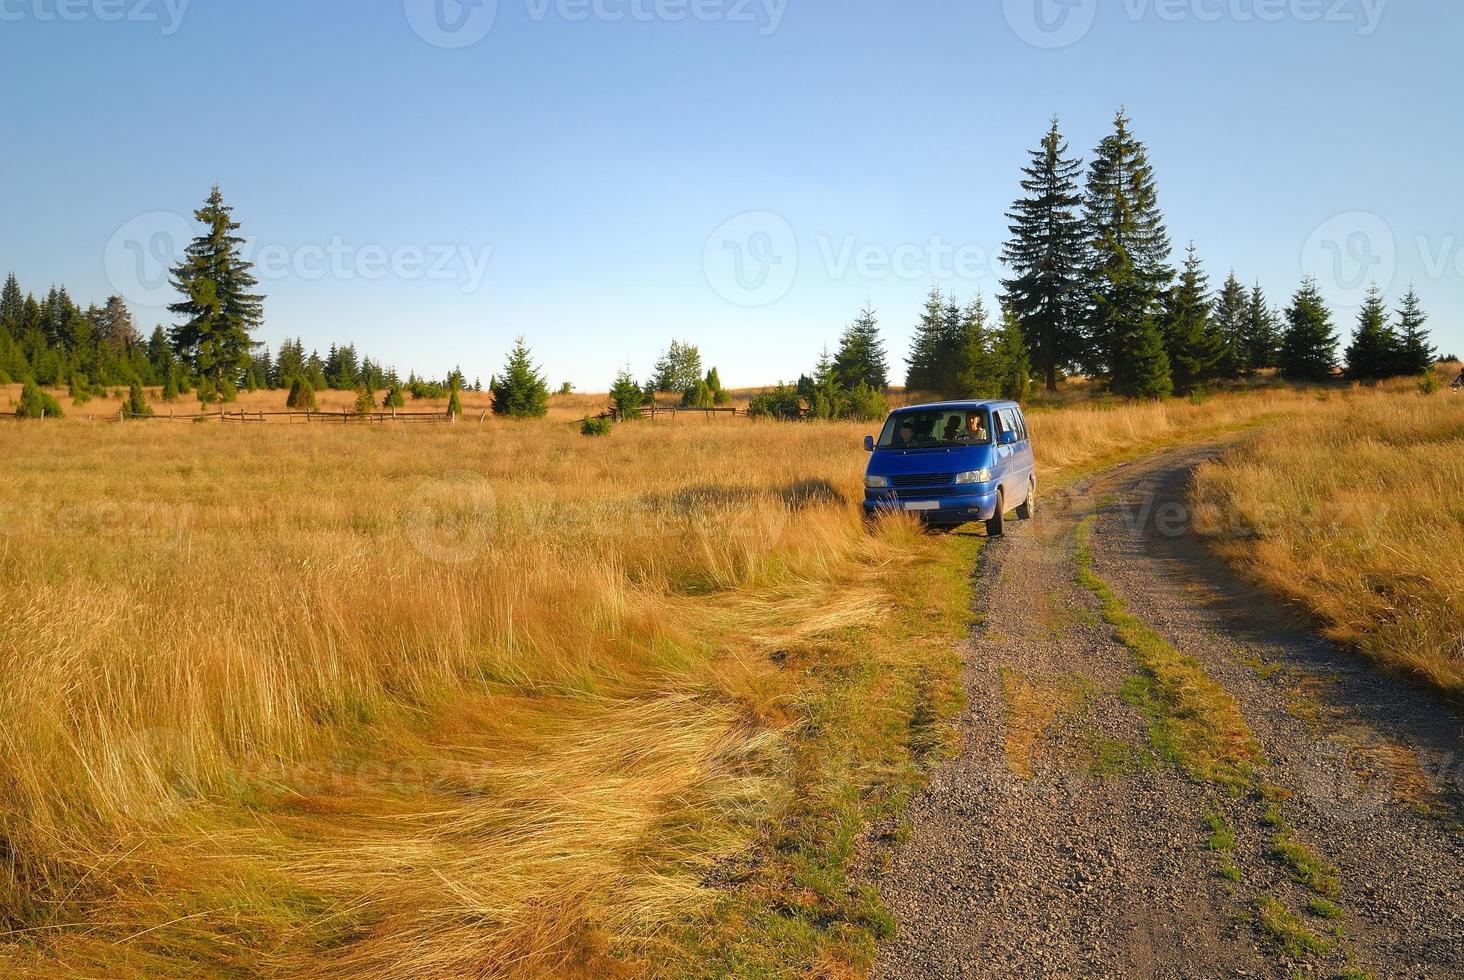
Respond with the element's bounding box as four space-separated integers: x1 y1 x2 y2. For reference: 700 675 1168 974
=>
961 412 989 442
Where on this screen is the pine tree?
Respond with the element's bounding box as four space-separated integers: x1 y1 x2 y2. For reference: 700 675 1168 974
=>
0 273 22 331
1082 109 1173 391
905 286 946 391
954 295 999 399
1392 286 1435 376
808 345 845 419
834 306 888 392
1343 285 1397 382
1002 118 1087 393
1211 273 1249 378
126 381 154 417
491 337 550 418
353 385 376 414
610 366 643 420
992 304 1034 403
1244 283 1282 372
935 296 967 397
1161 244 1218 395
1279 277 1340 382
286 377 316 411
384 384 406 409
16 381 63 419
167 186 264 391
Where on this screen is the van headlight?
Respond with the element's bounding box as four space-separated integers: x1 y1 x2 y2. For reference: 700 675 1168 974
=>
865 475 892 489
954 469 992 485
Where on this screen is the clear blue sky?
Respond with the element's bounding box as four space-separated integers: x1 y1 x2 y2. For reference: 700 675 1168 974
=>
2 0 1460 388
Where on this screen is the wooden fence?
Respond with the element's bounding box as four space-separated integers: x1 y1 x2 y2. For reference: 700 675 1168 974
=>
116 408 468 424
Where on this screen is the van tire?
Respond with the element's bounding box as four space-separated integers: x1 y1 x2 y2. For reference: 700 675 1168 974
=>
985 492 1005 537
1016 478 1035 520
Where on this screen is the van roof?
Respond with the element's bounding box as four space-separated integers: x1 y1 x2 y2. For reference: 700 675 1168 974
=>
893 400 1020 412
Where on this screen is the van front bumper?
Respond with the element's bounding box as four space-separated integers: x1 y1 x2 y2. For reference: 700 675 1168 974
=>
862 489 1000 524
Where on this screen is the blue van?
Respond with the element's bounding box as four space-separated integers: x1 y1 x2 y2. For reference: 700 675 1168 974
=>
862 401 1036 536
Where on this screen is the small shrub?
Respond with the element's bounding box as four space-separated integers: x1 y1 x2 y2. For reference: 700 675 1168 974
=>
748 384 803 421
353 386 377 415
1418 372 1440 395
126 382 154 418
286 378 317 411
581 416 614 437
843 382 888 422
16 382 63 419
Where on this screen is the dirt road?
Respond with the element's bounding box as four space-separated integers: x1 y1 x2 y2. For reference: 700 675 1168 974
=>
872 442 1464 979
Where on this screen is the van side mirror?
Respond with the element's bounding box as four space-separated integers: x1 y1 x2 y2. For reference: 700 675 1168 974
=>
864 435 875 452
998 430 1018 446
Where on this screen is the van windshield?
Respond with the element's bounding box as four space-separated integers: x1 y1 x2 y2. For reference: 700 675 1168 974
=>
877 409 992 448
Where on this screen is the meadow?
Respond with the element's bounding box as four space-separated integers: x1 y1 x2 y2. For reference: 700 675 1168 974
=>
0 380 1447 976
1193 371 1464 697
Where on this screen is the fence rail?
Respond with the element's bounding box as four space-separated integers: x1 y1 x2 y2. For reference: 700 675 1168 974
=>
115 408 464 424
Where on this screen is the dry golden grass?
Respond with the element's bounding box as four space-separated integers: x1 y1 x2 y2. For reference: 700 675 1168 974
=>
0 381 1361 975
1193 379 1464 696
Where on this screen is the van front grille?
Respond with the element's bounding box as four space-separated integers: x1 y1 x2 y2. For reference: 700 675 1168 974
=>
889 473 955 488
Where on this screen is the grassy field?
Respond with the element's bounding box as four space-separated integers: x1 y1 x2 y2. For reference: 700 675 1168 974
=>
0 383 1390 976
1193 374 1464 697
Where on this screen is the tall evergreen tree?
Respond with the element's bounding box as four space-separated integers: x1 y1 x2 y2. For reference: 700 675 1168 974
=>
992 303 1034 403
0 273 22 331
1244 282 1282 372
1279 277 1340 382
935 295 966 396
168 186 264 390
954 295 999 399
1344 285 1397 382
1211 272 1249 379
491 337 550 418
1001 118 1086 392
1392 286 1435 376
905 286 945 391
1082 109 1174 394
1160 243 1218 394
833 306 889 391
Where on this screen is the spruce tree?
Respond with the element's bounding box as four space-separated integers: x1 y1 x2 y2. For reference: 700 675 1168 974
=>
1244 283 1282 372
126 381 154 417
833 306 888 392
1392 286 1435 376
1161 244 1218 395
1082 109 1174 392
1279 277 1340 382
353 384 377 414
17 382 63 419
610 367 643 419
167 186 264 391
1001 118 1086 392
286 377 316 411
992 304 1034 403
905 286 945 391
384 384 406 409
0 273 22 331
954 295 999 399
1344 285 1396 382
1211 273 1249 378
491 337 550 418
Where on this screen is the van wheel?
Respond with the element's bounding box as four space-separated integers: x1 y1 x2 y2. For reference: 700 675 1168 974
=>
1016 478 1035 520
985 492 1005 537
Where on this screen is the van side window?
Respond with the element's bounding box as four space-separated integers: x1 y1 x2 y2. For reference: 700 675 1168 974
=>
993 411 1007 438
1013 409 1028 442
